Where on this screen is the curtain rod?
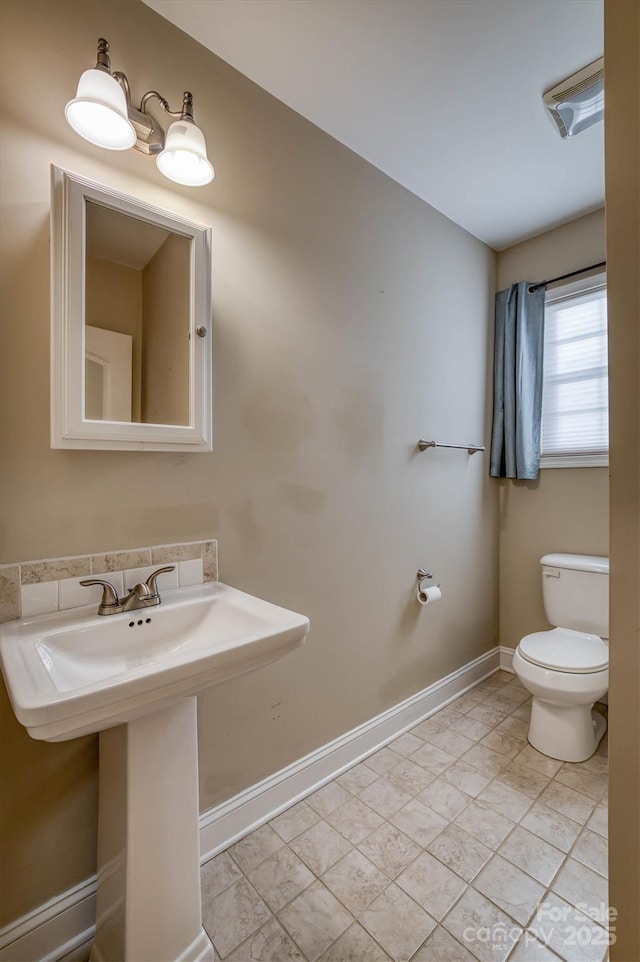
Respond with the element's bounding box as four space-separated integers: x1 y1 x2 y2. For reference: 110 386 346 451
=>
528 260 606 294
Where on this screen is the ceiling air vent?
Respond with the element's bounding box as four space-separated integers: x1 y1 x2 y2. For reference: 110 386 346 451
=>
543 57 604 138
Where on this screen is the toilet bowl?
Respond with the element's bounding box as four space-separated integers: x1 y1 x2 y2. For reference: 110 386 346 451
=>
513 554 609 763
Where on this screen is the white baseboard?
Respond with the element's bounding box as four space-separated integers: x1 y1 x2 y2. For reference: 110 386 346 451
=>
0 878 96 962
198 645 500 859
0 645 500 962
500 646 515 671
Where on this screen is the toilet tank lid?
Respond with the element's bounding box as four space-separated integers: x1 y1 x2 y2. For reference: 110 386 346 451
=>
541 553 609 574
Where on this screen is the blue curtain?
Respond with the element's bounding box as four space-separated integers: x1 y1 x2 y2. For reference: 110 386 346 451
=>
490 281 546 479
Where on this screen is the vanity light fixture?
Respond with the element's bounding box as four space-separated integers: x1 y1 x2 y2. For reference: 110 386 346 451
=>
65 38 214 186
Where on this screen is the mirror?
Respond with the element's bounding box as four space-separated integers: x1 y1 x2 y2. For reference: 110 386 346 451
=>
85 202 191 426
51 167 212 451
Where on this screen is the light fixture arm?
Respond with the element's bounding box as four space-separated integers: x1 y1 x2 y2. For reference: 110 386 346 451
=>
140 90 195 122
140 90 172 115
112 71 132 106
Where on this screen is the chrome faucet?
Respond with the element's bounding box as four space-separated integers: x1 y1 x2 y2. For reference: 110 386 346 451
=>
80 566 176 616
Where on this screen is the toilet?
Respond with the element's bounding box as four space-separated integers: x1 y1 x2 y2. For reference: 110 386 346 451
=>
513 553 609 763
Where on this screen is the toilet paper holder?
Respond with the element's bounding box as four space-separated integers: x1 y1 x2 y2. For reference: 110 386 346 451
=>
416 568 442 606
417 568 440 588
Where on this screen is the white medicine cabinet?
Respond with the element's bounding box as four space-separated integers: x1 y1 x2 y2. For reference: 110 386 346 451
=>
50 166 213 451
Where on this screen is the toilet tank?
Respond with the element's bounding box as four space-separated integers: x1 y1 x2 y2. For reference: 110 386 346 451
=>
541 553 609 638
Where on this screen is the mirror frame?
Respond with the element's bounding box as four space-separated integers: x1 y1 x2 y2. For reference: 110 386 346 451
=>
50 166 213 451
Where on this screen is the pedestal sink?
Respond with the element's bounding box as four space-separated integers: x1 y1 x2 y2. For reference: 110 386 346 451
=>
0 582 309 961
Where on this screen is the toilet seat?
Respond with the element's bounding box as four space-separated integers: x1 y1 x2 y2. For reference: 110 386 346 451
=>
518 628 608 674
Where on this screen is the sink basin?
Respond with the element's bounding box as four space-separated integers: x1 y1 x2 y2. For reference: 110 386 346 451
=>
0 581 309 742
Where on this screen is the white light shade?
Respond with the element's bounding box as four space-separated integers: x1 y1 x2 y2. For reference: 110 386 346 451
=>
156 120 214 187
65 68 136 150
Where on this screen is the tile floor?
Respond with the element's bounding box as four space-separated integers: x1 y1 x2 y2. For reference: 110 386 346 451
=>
60 670 610 962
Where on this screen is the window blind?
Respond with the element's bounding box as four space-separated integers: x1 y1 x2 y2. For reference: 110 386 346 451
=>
541 279 608 463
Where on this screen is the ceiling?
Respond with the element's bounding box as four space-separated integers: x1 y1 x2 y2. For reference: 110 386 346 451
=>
143 0 604 250
87 203 170 270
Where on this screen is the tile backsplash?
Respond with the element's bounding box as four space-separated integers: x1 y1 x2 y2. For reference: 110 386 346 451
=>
0 539 218 623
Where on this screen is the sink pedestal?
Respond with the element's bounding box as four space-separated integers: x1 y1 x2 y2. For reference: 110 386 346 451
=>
90 698 215 962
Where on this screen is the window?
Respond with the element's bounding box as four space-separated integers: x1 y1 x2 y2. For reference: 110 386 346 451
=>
540 273 608 468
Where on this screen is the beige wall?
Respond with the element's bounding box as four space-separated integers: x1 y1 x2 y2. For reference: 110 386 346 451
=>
86 255 143 420
0 0 498 924
496 211 609 648
141 233 190 425
497 209 606 290
604 1 640 957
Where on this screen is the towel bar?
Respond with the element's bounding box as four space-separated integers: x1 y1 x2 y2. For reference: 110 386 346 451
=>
417 440 485 455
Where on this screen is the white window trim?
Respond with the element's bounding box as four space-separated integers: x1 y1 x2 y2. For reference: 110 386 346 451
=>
540 271 608 470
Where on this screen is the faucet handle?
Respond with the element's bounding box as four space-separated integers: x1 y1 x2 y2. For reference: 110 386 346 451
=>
79 579 119 612
145 566 176 597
